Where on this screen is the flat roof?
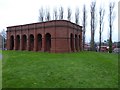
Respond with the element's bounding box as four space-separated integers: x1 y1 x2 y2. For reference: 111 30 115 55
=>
7 20 82 28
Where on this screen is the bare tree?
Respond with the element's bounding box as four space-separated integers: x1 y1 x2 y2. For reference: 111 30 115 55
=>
67 7 72 21
75 8 79 24
99 6 105 52
45 8 51 21
108 2 115 53
0 29 6 49
53 8 58 20
39 7 44 22
59 6 64 20
82 5 87 50
90 1 97 51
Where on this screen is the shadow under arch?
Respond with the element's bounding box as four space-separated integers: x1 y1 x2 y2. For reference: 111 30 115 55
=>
22 35 27 50
37 34 42 51
16 35 20 50
45 33 51 52
70 33 74 52
29 34 34 51
10 35 14 50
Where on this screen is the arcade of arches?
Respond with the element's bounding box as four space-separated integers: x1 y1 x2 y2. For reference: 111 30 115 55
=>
7 20 82 53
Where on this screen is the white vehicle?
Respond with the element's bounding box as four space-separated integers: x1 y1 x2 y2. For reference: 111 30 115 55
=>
113 48 120 54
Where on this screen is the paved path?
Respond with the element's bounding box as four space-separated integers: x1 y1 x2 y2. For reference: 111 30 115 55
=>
0 54 2 60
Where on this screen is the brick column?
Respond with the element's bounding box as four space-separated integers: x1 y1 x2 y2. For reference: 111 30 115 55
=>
73 25 76 52
80 31 82 51
14 30 16 50
6 30 10 50
34 24 37 51
42 34 45 52
77 29 79 51
67 22 70 52
41 23 45 52
27 26 29 51
20 26 22 50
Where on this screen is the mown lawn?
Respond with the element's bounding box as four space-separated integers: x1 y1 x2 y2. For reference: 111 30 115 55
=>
2 50 118 88
0 50 2 54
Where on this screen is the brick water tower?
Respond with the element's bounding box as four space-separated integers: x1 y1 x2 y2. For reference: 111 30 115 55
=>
6 20 82 53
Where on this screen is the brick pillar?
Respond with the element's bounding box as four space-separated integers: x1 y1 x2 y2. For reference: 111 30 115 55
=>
20 35 22 50
42 34 45 52
77 35 79 51
34 24 37 51
67 22 70 52
14 38 16 50
54 21 56 53
78 34 80 51
34 35 37 51
41 23 45 52
27 35 29 51
27 26 29 51
76 30 79 52
20 26 22 50
73 25 76 52
7 30 10 50
80 32 82 51
79 32 81 51
14 30 16 50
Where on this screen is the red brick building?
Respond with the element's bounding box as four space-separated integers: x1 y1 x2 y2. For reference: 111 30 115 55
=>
6 20 82 53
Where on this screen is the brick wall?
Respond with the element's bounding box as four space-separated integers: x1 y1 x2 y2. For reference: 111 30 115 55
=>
6 20 82 53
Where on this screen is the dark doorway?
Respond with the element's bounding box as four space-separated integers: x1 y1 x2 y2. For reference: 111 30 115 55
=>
70 33 74 52
16 35 20 50
10 35 14 50
37 34 42 51
75 34 78 51
22 35 27 50
45 33 51 52
29 34 34 51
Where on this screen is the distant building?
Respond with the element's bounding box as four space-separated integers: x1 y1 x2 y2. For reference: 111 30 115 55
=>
6 20 82 53
0 35 2 49
84 44 91 51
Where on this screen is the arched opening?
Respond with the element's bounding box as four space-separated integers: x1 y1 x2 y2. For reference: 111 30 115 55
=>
16 35 20 50
45 33 51 52
70 33 74 52
75 34 78 51
10 35 14 50
37 34 42 51
22 35 27 50
29 34 34 51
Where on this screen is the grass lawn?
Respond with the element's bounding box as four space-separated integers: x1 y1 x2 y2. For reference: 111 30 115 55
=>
2 50 118 88
0 50 2 54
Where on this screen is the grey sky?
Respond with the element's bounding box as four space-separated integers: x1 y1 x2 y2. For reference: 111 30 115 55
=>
0 0 118 42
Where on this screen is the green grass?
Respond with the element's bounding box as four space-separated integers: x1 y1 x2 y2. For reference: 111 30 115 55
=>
0 50 2 54
2 51 118 88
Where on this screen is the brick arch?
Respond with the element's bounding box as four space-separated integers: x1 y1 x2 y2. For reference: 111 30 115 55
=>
16 35 20 50
70 33 74 52
45 33 51 52
29 34 34 51
10 35 14 50
37 34 42 51
7 20 82 53
22 35 27 50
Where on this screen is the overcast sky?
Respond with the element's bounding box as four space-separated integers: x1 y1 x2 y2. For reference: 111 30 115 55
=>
0 0 118 42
